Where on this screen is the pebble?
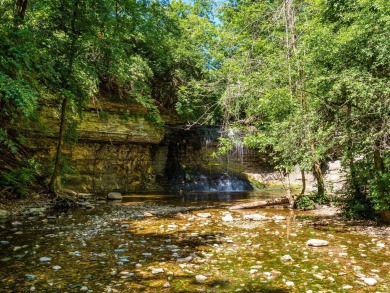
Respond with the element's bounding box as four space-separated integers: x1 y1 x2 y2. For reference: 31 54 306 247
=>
249 269 258 274
52 265 61 270
143 212 154 217
163 282 170 288
25 274 37 281
80 286 88 291
280 255 294 262
243 214 268 221
306 239 329 247
222 214 234 222
0 241 10 245
342 285 353 289
195 275 207 283
272 215 286 220
197 213 211 218
285 281 294 286
39 257 51 262
363 277 377 286
11 221 23 227
152 268 164 274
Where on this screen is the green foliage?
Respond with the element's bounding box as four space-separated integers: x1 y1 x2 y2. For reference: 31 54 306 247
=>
295 195 315 210
0 159 41 197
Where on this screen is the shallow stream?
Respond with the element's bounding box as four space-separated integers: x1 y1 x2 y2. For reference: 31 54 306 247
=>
0 191 389 292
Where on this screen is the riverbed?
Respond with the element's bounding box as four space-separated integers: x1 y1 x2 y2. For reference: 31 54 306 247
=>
0 192 389 292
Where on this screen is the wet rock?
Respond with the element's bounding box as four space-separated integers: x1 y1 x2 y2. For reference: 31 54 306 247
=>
195 275 207 283
152 268 164 274
25 274 37 281
280 255 294 262
177 255 193 263
107 192 122 200
39 257 51 262
243 214 268 221
285 281 294 286
272 215 286 220
13 246 21 251
222 214 234 222
363 277 377 286
306 239 329 247
114 249 127 254
0 241 10 246
0 209 10 219
11 221 23 227
29 208 46 216
142 253 152 257
197 213 211 218
163 282 170 288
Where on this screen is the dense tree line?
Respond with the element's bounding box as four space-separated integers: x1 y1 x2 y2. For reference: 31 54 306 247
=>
0 0 388 221
217 0 389 221
0 0 219 196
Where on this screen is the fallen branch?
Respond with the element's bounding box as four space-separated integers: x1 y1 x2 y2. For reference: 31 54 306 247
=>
229 197 290 210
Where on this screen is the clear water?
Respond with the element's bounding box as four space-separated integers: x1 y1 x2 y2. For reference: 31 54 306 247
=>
0 192 389 292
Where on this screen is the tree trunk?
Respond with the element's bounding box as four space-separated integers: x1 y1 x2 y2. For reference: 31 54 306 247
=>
14 0 29 26
300 169 306 195
48 96 68 194
313 160 325 196
229 197 290 210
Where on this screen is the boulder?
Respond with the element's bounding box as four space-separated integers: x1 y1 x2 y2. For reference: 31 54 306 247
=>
107 192 122 200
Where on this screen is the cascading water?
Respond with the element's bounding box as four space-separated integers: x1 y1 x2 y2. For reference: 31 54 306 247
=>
162 125 254 193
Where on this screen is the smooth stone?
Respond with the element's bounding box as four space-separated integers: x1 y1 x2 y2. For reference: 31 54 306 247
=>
11 221 23 227
249 269 258 274
306 239 329 247
272 215 286 220
163 282 170 288
243 214 268 221
222 214 234 222
135 264 142 268
177 256 192 263
342 285 353 289
152 268 164 274
195 275 207 283
114 249 126 254
280 255 294 262
197 213 211 218
0 241 10 245
52 265 61 270
107 192 122 200
285 281 294 286
143 212 154 217
363 277 377 286
25 274 37 281
80 286 88 291
142 253 152 257
39 257 51 262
